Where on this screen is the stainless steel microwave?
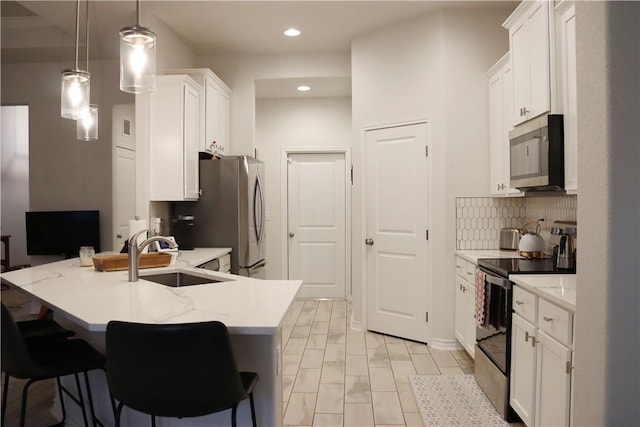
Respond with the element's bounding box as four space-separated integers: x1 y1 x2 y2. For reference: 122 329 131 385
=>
509 114 564 191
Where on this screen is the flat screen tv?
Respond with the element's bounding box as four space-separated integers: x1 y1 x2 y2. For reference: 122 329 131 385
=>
26 210 100 258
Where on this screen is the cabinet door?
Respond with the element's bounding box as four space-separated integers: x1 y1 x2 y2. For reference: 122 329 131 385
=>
510 314 537 426
558 3 578 192
183 83 200 200
464 281 476 358
510 19 530 125
218 89 230 155
536 331 572 427
454 276 467 346
527 0 551 119
489 67 507 195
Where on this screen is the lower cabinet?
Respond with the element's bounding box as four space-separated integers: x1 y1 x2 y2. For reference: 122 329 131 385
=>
454 256 476 358
510 286 573 426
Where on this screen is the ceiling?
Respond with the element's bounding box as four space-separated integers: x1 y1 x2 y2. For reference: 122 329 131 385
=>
1 1 516 98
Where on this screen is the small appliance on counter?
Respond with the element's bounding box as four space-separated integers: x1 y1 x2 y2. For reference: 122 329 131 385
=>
550 220 577 270
499 228 521 250
172 215 195 250
517 219 546 258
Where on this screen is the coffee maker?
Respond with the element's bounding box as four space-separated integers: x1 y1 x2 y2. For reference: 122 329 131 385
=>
172 215 195 250
549 221 577 270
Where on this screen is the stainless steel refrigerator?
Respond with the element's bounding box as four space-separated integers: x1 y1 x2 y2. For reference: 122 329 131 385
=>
174 156 266 277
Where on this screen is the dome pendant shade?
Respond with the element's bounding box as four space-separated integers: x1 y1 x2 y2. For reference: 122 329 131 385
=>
77 104 98 141
119 25 156 94
61 69 90 119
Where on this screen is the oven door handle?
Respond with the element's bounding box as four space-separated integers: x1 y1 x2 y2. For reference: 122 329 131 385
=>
480 268 511 289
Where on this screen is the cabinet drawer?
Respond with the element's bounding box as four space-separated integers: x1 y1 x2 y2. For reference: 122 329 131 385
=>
538 299 573 346
513 286 537 323
455 256 476 281
219 254 231 273
455 256 466 277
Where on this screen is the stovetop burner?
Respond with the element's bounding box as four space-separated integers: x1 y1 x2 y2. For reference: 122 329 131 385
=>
478 257 575 277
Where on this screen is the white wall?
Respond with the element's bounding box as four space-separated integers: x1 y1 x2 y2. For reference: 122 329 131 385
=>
255 96 352 280
1 59 132 252
573 1 640 424
198 53 351 156
1 106 30 267
351 6 513 343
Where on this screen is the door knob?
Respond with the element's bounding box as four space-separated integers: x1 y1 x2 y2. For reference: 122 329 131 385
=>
116 234 123 239
289 232 295 238
365 238 374 246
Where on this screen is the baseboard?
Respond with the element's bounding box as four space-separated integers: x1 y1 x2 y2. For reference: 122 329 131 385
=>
350 315 362 331
430 337 463 351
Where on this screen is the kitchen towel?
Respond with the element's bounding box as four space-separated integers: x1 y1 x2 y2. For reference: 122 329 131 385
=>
128 219 148 253
475 268 487 327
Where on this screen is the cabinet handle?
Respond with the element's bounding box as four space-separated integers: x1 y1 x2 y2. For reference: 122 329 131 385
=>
531 337 538 347
525 331 530 342
515 300 524 306
543 316 553 322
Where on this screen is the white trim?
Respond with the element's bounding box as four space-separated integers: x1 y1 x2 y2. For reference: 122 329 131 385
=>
350 317 363 332
281 147 352 300
360 118 432 342
429 338 464 352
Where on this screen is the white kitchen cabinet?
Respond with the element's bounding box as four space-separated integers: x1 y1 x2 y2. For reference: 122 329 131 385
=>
150 75 200 201
487 53 522 197
454 256 476 358
504 0 553 126
555 0 578 193
510 285 573 427
165 68 232 156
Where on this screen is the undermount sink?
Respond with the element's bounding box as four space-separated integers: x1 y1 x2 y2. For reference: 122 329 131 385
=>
140 272 229 287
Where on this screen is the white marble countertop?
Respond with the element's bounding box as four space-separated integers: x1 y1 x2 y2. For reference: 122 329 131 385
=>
510 274 576 312
455 249 523 263
170 247 231 267
1 248 301 335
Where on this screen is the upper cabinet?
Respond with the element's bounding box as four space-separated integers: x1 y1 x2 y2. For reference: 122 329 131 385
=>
166 68 232 156
555 0 578 193
487 54 522 197
149 75 200 201
504 0 553 126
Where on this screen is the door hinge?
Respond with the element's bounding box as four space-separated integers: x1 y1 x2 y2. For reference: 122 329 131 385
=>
425 229 429 240
425 312 429 323
566 361 573 374
350 165 354 185
425 146 429 157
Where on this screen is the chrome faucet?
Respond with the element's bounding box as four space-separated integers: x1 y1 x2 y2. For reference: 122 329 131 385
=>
128 229 178 282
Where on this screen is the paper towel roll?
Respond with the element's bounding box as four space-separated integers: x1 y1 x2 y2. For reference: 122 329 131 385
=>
128 219 148 253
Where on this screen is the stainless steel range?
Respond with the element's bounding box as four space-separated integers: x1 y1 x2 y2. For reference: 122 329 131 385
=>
474 256 575 421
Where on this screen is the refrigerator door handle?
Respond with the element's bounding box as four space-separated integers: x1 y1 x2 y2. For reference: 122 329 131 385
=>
254 173 265 248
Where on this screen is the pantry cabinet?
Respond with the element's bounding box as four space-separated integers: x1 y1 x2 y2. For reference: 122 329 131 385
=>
149 75 200 201
555 0 578 193
510 286 573 427
454 256 476 358
487 54 521 197
165 68 231 156
504 0 553 126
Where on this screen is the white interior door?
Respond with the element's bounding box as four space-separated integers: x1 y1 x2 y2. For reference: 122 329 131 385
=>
365 122 430 343
287 152 347 299
112 104 136 252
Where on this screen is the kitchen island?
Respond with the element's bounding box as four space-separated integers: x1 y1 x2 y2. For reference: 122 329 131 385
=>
1 249 302 427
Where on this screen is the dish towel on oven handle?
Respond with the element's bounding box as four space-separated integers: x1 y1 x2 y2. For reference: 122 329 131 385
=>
475 268 487 327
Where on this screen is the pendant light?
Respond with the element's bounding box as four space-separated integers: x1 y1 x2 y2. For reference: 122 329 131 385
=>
77 0 98 141
61 0 90 120
119 0 156 94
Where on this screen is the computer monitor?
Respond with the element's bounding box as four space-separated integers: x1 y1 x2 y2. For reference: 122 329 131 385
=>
25 210 100 258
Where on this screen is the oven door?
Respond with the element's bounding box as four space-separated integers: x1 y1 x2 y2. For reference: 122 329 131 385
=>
475 269 513 376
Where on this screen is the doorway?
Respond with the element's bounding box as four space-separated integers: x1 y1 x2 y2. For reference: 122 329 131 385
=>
112 104 136 252
364 122 431 343
284 150 351 299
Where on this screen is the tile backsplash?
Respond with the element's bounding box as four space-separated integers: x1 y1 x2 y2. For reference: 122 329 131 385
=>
456 195 577 250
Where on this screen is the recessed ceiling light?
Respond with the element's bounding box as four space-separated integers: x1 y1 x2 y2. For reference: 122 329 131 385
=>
297 85 311 92
284 28 301 37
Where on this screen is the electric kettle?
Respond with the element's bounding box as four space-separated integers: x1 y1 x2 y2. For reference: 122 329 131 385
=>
518 219 546 257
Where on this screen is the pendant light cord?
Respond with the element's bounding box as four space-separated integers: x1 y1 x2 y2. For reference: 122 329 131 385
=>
74 0 80 70
85 0 89 72
136 0 140 26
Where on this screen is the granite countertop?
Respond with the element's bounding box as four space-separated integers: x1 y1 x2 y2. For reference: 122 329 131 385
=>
510 274 576 312
1 248 301 334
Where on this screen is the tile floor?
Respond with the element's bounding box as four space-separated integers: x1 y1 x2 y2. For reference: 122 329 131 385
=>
1 298 475 427
280 300 474 427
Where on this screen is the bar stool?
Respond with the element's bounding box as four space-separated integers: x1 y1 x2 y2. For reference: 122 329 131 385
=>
1 303 105 427
106 320 258 427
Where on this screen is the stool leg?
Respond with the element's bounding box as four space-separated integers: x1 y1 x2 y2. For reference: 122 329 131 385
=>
19 379 37 427
1 374 9 427
55 378 67 423
82 371 100 427
249 392 257 427
72 373 89 427
231 404 238 427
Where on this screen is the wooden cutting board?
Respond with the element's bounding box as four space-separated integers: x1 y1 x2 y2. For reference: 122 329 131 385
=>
92 253 172 272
